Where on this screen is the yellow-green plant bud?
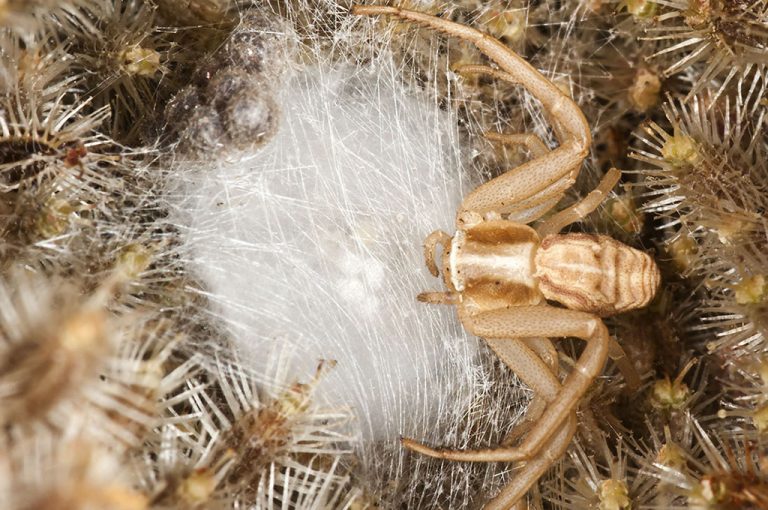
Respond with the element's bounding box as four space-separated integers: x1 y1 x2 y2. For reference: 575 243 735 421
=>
599 479 631 510
122 46 161 77
662 132 700 167
734 274 766 305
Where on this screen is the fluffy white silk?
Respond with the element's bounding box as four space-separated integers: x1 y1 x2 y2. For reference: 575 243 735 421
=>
174 54 485 444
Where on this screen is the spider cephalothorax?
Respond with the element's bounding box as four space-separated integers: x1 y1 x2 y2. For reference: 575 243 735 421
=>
353 5 661 509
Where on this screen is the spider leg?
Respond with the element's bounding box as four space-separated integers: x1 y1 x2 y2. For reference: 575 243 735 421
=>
484 131 549 158
351 6 588 143
457 147 584 226
351 6 591 223
403 305 607 462
523 336 558 373
404 335 576 508
455 189 564 226
495 179 569 224
500 337 559 446
473 337 577 510
402 334 564 450
423 230 452 277
416 291 459 305
608 337 642 392
456 163 573 228
482 130 574 224
482 133 583 224
486 413 577 510
454 64 520 86
486 337 560 441
537 167 621 237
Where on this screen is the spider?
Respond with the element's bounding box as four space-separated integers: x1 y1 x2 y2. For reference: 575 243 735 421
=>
352 5 661 509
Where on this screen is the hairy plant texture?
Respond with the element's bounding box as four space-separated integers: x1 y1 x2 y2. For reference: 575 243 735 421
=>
136 350 360 509
1 0 768 509
641 0 768 100
632 82 768 359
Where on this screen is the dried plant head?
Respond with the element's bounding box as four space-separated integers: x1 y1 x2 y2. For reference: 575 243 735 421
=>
647 357 703 420
50 217 182 315
104 238 193 315
0 32 163 268
637 0 768 100
643 352 730 447
0 96 111 191
542 432 657 510
57 0 178 141
0 270 185 447
0 272 111 430
2 433 146 510
632 90 766 237
625 419 696 508
0 31 109 189
137 348 361 508
694 269 768 358
640 415 768 509
630 79 768 358
0 140 162 277
717 355 768 440
0 32 138 272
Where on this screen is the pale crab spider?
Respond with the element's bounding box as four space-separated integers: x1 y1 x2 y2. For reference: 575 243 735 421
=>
352 5 661 509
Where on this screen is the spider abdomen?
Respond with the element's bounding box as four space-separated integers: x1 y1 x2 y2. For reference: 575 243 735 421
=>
534 233 660 317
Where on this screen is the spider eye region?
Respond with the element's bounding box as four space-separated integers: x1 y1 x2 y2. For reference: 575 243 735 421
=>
534 233 660 317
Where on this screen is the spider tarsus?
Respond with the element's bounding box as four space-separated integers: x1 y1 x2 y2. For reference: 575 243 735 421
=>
350 5 399 16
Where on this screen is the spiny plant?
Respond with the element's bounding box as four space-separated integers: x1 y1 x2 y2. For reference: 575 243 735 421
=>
636 0 768 100
135 352 360 508
1 0 768 508
630 77 768 360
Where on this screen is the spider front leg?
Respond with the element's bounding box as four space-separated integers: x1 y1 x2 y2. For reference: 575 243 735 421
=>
460 119 573 224
484 131 549 159
402 305 608 462
458 143 586 225
452 62 586 223
351 6 591 223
